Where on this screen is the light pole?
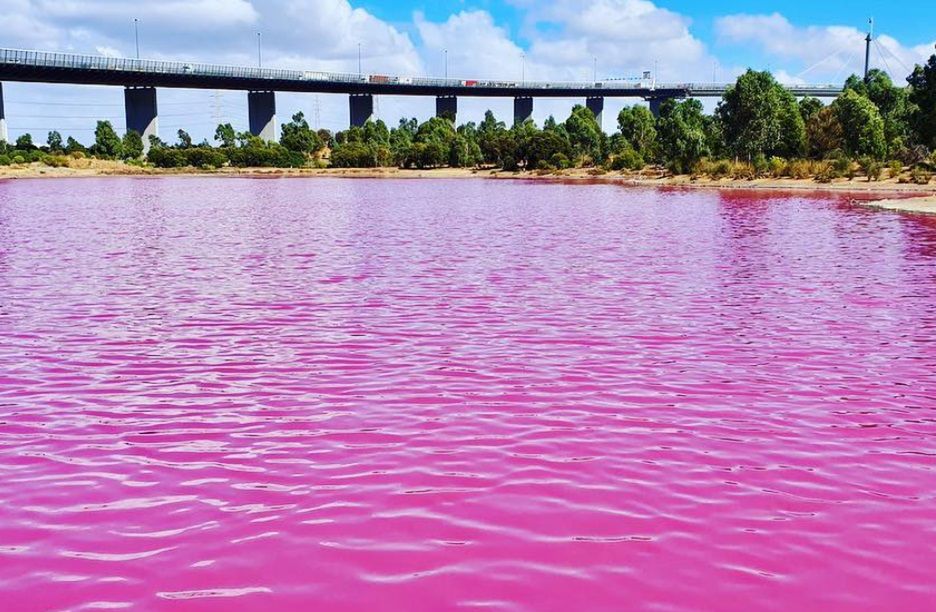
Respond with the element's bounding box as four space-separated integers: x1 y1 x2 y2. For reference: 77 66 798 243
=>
444 49 448 79
521 53 525 83
593 56 597 82
358 43 362 76
257 32 262 68
134 18 140 59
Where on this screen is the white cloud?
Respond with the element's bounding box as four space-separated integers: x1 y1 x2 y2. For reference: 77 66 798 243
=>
38 0 258 28
715 13 935 83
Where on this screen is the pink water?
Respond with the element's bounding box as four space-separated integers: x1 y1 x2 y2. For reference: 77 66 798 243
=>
1 178 935 610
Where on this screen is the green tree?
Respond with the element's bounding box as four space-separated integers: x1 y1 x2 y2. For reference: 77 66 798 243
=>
564 104 603 163
363 119 391 147
15 133 35 150
807 106 844 158
798 97 824 124
846 69 914 154
717 69 806 160
617 105 657 156
92 121 122 158
47 131 64 153
176 129 193 149
478 110 507 165
121 130 144 160
907 53 936 149
214 123 236 148
65 136 86 155
280 112 323 155
833 89 887 159
657 99 709 173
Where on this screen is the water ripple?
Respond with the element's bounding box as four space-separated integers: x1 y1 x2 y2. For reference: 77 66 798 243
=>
0 179 935 609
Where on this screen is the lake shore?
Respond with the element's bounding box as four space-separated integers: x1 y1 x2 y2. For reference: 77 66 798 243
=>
2 162 935 204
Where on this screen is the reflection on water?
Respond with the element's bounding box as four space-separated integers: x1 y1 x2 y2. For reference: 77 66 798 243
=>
0 178 935 610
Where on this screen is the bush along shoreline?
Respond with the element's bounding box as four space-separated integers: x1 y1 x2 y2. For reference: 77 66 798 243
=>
2 58 936 185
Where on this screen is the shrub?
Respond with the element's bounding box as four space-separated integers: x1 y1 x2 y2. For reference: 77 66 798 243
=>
910 168 932 185
859 157 883 182
751 153 769 177
787 159 812 179
829 154 854 179
768 156 786 178
888 160 903 179
549 153 571 170
610 148 644 171
12 155 26 164
0 154 10 166
43 155 70 168
731 161 756 180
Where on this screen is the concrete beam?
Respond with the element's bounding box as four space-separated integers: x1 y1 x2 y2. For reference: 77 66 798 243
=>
0 82 8 144
514 97 533 126
248 90 277 141
436 96 457 122
586 96 605 130
124 86 158 152
349 94 374 127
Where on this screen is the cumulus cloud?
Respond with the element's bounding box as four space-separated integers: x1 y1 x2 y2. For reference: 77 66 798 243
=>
715 13 935 83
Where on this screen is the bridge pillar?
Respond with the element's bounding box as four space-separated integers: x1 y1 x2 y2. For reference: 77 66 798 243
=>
124 87 158 153
0 82 7 144
514 97 533 125
436 96 457 122
586 97 605 130
248 91 277 141
349 94 374 128
647 98 664 118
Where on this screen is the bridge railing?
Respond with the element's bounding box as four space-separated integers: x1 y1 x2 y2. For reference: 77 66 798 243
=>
0 48 843 95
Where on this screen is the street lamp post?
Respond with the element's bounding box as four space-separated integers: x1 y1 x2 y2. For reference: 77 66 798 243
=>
257 32 262 68
521 53 525 83
134 19 140 59
444 49 448 79
358 43 362 76
593 57 597 82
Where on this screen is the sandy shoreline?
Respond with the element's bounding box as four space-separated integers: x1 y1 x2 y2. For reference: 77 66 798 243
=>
2 163 935 210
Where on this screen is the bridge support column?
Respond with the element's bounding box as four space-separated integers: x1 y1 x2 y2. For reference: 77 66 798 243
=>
514 97 533 125
0 83 7 144
586 96 605 130
124 87 158 153
248 91 277 141
648 98 664 118
349 94 374 127
436 96 457 122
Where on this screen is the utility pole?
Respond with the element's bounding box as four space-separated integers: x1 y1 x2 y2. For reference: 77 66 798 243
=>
864 17 874 82
134 18 140 59
257 32 262 68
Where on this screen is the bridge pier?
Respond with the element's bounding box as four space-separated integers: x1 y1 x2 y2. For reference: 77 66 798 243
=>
647 98 664 118
435 96 457 122
514 97 533 125
0 82 8 144
124 87 158 152
248 91 277 141
349 94 374 128
586 97 604 130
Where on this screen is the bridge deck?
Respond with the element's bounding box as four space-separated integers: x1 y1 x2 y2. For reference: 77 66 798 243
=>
0 48 843 99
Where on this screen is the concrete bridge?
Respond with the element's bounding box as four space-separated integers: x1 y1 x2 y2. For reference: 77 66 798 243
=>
0 48 844 147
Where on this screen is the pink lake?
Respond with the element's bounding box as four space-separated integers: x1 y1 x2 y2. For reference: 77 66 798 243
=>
0 177 935 610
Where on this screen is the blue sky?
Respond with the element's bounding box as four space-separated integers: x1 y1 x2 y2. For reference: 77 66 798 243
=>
2 0 934 143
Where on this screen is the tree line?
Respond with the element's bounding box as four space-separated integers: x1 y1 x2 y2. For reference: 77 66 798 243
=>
2 54 936 183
